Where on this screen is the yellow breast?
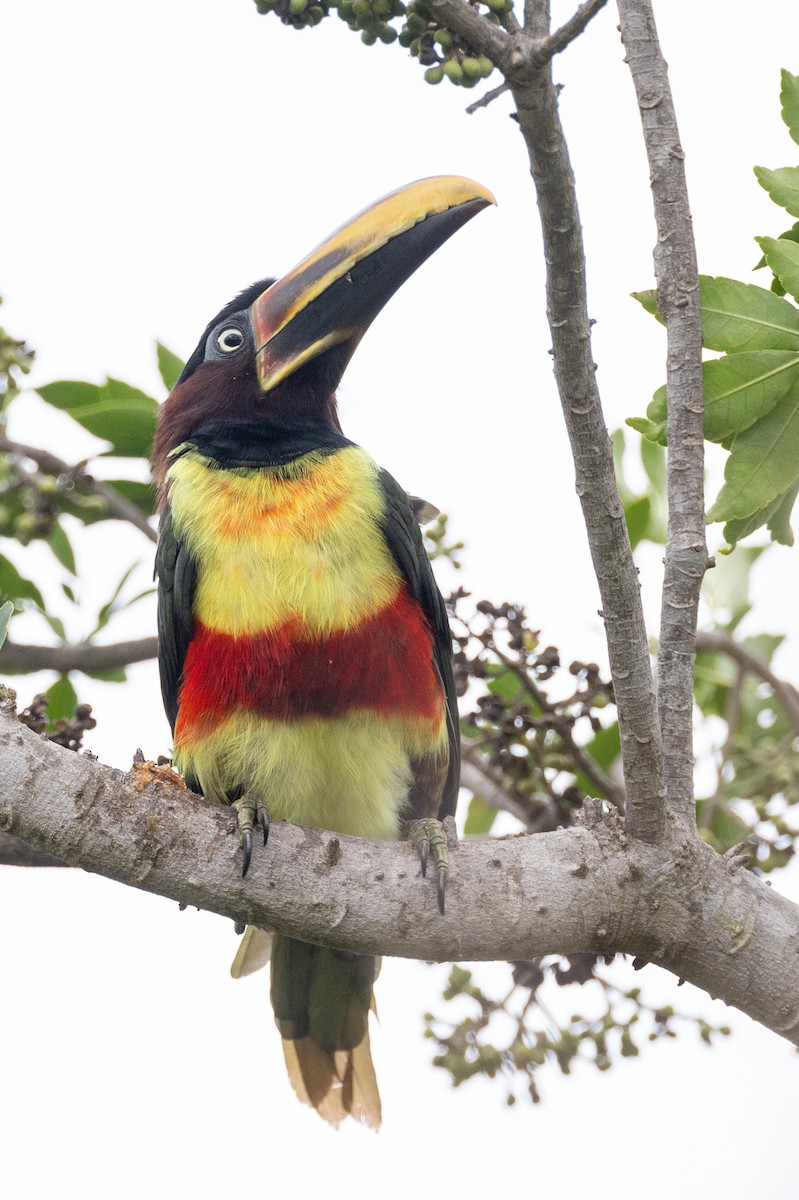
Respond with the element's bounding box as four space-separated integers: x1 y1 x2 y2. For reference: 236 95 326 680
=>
165 445 402 637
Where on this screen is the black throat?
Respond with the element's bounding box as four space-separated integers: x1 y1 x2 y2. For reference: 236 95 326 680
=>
181 416 354 470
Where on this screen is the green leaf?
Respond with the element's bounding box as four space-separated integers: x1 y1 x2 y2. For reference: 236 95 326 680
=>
84 666 127 682
756 237 799 302
722 501 780 548
632 289 660 320
42 612 66 641
47 521 77 575
463 795 498 835
61 582 77 604
0 599 13 649
624 495 651 548
45 675 78 723
767 477 799 544
0 552 44 608
575 722 620 798
698 276 799 352
104 479 157 516
703 351 799 441
486 664 525 704
781 69 799 148
702 544 763 616
707 390 799 521
156 343 185 392
640 435 666 494
625 415 665 444
37 378 158 458
755 165 799 219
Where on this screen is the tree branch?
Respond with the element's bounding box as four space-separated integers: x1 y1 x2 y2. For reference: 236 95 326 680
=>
498 15 665 840
618 1 707 828
533 0 609 63
0 636 159 674
696 630 799 732
3 690 799 1044
0 831 66 867
0 437 157 544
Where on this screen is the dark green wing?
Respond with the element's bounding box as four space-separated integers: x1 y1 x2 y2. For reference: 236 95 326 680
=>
378 469 460 819
155 504 196 734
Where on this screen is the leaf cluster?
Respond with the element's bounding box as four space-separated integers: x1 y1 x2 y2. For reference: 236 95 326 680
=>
629 70 799 549
424 961 730 1106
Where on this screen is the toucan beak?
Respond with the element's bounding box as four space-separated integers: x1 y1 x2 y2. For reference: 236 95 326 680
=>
250 176 496 394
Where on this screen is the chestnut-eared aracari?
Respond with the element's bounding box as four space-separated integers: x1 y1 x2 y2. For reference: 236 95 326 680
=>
153 177 495 1126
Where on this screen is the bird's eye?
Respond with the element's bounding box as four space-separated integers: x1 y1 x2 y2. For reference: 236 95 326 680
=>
216 328 245 353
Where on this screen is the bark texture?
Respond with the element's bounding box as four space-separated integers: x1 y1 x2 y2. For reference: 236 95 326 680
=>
3 695 799 1044
618 0 708 827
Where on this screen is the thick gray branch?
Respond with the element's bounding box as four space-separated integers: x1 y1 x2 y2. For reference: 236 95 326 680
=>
0 831 66 867
1 636 159 675
618 1 707 827
3 692 799 1044
500 23 665 841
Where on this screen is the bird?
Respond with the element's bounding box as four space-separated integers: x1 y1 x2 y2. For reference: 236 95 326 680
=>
152 176 495 1126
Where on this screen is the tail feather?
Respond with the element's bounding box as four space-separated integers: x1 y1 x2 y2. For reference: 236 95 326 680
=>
282 1032 381 1129
230 926 273 979
272 934 382 1127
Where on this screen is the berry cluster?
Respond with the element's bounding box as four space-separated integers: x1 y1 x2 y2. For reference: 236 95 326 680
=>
252 0 513 87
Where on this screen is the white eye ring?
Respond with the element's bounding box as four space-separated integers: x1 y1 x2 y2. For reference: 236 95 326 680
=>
217 327 245 353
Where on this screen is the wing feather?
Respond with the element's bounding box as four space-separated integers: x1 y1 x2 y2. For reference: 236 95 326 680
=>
379 470 460 819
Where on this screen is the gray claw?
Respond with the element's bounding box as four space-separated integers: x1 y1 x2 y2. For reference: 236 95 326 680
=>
242 830 252 878
420 838 429 878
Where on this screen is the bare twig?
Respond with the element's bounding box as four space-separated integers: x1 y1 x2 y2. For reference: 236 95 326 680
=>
533 0 609 63
466 81 511 114
618 2 706 831
1 636 158 674
0 437 157 544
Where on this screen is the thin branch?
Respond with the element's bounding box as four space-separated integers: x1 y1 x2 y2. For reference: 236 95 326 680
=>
697 630 799 732
426 0 509 62
617 0 707 829
4 692 799 1044
466 81 511 114
460 747 542 827
0 437 157 544
500 14 665 840
0 636 158 674
484 639 626 809
532 0 609 63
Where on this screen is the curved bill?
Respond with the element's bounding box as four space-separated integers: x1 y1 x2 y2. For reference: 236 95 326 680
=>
250 176 496 394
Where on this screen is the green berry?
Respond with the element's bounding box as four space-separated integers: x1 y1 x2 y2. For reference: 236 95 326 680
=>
477 54 494 77
461 55 481 78
289 0 307 14
424 64 444 83
434 29 453 50
361 27 378 42
379 23 398 40
442 58 463 82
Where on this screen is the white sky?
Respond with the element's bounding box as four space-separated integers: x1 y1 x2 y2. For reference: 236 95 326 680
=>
3 1 799 1196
